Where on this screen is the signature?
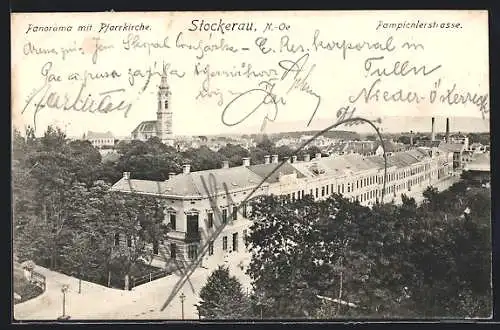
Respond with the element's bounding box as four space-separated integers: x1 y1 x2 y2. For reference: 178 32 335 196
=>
221 53 321 130
23 80 133 131
128 61 186 93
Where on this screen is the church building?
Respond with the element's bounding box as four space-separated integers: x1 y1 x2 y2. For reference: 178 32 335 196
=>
131 73 174 146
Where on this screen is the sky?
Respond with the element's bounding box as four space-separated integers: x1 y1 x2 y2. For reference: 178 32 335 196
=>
11 11 489 138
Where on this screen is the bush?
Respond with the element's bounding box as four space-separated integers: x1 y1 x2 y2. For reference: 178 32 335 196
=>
13 271 44 304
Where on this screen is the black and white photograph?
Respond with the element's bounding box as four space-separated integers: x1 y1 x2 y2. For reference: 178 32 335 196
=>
11 10 491 321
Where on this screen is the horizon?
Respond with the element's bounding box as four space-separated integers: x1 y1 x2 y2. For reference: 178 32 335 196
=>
12 114 490 139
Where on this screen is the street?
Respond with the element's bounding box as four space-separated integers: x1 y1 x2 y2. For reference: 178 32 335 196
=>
14 252 252 320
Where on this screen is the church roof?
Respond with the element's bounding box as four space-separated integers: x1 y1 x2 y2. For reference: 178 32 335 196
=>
87 131 114 139
132 121 157 134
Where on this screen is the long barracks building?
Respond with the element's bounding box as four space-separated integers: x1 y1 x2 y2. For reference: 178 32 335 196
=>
110 147 454 269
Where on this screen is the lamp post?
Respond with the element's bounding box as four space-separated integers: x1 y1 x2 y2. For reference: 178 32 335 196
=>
180 292 186 320
58 284 69 320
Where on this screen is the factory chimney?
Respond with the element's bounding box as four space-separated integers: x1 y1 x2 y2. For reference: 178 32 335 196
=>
431 117 435 141
446 118 450 143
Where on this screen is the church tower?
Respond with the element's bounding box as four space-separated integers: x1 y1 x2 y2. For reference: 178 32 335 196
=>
156 73 174 146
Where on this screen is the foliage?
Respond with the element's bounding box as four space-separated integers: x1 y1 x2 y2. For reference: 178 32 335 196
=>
217 143 250 167
12 127 169 289
246 185 491 319
13 269 44 304
197 266 252 319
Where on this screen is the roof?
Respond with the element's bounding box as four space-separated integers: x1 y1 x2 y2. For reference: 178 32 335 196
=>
248 162 307 183
132 120 157 134
417 140 441 148
111 149 439 198
375 140 405 153
464 152 490 172
111 166 268 197
87 131 114 139
438 143 466 153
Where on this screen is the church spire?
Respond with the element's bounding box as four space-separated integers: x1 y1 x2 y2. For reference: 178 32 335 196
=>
156 73 173 146
160 72 169 89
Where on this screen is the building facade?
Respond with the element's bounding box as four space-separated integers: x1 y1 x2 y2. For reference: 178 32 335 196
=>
131 74 174 146
84 131 115 149
110 147 454 271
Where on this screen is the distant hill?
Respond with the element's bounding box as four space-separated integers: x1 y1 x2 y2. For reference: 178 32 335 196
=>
271 130 360 140
262 115 490 135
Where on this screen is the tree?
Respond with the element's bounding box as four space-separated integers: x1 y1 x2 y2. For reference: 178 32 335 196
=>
246 185 492 319
113 138 185 180
197 266 252 319
183 146 224 171
397 135 411 145
217 143 250 167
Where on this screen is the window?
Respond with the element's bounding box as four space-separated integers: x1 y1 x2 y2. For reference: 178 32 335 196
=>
243 229 248 246
188 245 198 260
114 233 120 246
242 203 248 217
164 100 168 108
232 232 239 252
170 213 177 231
153 240 159 255
170 243 177 259
321 187 325 197
222 209 228 223
315 188 319 198
127 236 132 247
301 190 305 199
208 212 214 228
223 236 228 251
292 192 296 201
310 189 313 196
331 184 334 194
337 185 340 193
232 206 238 221
208 241 214 256
326 185 329 195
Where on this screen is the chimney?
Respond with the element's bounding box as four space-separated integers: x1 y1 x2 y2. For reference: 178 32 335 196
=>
315 153 322 160
264 155 270 165
431 117 435 141
271 154 279 164
242 157 250 166
304 154 310 162
123 172 130 180
291 155 297 163
182 164 191 174
284 156 290 163
222 160 229 169
168 172 176 179
446 118 450 143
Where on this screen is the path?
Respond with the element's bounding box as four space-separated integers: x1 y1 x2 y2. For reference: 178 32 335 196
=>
14 252 252 320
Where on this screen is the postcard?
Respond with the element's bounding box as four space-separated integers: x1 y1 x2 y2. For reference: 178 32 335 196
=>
11 10 491 321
